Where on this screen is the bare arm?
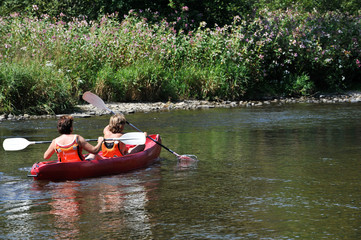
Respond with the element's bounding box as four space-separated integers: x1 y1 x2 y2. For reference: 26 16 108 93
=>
79 136 104 154
44 140 56 159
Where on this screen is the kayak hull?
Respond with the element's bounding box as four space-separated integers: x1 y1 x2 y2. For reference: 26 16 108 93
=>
29 134 161 181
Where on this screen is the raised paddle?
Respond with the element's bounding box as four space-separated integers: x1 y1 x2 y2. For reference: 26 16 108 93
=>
82 91 198 161
3 132 146 151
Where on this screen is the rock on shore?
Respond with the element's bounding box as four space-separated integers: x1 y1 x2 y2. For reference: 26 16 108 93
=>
1 91 361 121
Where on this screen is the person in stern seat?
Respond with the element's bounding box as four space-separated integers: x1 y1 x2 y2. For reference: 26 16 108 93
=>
101 114 146 158
44 115 103 162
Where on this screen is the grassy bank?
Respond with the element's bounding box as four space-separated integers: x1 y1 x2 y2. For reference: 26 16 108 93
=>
0 8 360 114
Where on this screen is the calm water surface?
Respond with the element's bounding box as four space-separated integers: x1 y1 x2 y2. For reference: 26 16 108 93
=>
0 103 360 239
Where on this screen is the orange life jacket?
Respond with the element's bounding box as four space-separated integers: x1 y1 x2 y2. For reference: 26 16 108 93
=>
55 135 84 162
101 141 125 158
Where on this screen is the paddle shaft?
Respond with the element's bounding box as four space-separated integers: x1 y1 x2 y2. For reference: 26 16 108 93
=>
106 107 180 157
126 121 180 157
31 138 133 144
25 139 101 145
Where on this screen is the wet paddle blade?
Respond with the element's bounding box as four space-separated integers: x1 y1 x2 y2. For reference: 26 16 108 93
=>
3 138 32 151
177 154 198 161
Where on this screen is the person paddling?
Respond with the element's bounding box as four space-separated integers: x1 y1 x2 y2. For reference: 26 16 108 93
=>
44 115 103 162
100 114 146 158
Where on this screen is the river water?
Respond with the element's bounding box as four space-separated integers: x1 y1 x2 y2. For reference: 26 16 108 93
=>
0 103 360 239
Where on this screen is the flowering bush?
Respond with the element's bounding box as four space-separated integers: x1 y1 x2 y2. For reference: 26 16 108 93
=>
0 7 360 113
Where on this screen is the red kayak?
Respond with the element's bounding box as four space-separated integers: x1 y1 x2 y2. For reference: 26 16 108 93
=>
29 134 161 181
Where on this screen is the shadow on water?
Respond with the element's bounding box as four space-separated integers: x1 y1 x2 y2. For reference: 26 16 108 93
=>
1 103 361 239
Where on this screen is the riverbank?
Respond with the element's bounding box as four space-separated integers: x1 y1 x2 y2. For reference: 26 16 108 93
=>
1 91 361 121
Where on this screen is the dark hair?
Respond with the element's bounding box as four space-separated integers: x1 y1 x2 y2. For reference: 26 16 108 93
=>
57 115 73 134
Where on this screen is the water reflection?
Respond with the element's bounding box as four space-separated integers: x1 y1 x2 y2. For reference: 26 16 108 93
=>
1 199 34 238
28 165 161 239
0 177 36 239
47 182 80 239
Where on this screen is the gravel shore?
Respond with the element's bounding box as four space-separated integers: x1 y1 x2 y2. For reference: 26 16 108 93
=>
1 91 361 121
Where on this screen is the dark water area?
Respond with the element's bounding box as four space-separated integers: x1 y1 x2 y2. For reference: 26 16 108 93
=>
0 103 360 239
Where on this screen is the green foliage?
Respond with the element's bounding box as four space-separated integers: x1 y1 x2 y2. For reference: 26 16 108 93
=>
168 0 256 28
254 0 361 14
283 73 314 96
0 62 75 114
93 61 178 102
0 6 360 114
2 0 360 28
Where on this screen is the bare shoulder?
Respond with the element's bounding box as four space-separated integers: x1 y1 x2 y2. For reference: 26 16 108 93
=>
103 125 111 134
76 135 87 144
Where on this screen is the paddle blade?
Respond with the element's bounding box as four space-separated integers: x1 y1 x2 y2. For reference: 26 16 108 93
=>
82 91 113 113
177 154 198 161
3 138 32 151
119 132 146 145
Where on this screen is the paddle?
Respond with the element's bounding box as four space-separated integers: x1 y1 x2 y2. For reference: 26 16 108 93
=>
82 91 197 161
3 132 146 151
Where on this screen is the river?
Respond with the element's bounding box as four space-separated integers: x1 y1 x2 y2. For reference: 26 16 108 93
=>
0 103 360 239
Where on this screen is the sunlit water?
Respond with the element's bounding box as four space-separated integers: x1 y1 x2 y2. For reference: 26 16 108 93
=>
0 103 360 239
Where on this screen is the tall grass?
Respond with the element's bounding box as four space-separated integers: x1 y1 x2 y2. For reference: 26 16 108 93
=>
0 62 75 114
0 8 360 114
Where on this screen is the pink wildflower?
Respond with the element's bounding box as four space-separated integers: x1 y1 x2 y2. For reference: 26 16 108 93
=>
356 59 361 68
234 15 241 22
182 6 189 12
10 12 19 18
